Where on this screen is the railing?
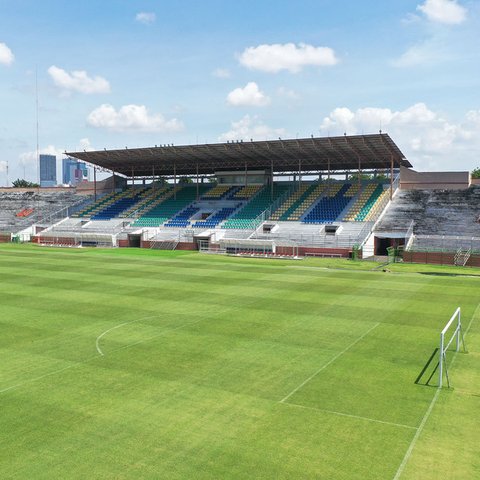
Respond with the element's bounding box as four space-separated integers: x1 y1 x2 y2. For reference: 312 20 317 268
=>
409 235 480 254
256 226 372 249
404 220 415 250
251 184 297 235
53 197 94 222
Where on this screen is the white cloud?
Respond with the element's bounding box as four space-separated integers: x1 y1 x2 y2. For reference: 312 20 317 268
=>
48 66 110 94
320 103 480 170
417 0 467 25
277 86 300 100
219 115 286 142
135 12 156 24
78 138 94 151
19 145 65 166
226 82 270 107
239 42 338 73
0 160 7 173
0 42 14 66
87 104 184 132
212 68 231 79
392 39 449 67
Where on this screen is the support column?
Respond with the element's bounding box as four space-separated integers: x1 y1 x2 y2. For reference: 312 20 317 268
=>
358 156 361 194
390 156 394 200
271 159 274 200
93 166 97 202
174 162 177 200
244 162 248 188
298 158 302 188
196 163 199 200
152 165 155 191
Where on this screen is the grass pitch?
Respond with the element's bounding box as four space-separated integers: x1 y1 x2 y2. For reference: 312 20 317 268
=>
1 245 479 479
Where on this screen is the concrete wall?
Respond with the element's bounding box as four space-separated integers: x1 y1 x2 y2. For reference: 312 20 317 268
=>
403 251 480 267
400 166 470 190
0 187 75 193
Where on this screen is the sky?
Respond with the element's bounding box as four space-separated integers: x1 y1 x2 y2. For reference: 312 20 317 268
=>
0 0 479 185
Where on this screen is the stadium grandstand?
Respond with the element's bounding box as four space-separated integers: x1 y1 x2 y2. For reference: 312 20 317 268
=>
1 133 479 266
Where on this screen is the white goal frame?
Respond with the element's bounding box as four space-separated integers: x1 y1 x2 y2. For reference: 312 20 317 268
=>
439 307 466 388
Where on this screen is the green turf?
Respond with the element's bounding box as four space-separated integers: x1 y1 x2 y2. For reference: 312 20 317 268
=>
1 245 479 479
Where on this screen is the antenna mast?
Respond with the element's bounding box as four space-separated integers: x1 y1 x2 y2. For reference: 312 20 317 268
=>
35 67 39 186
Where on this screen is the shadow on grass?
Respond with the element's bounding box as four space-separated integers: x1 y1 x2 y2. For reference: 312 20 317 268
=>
419 272 480 278
415 348 440 387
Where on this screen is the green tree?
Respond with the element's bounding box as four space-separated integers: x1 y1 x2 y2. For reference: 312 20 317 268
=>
12 178 40 188
471 168 480 179
348 173 372 181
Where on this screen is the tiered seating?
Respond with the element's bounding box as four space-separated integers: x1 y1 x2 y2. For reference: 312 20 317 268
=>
73 191 119 218
286 183 328 221
343 183 361 198
16 208 34 217
92 188 146 220
164 205 200 227
202 184 232 199
222 184 290 229
132 185 210 227
269 183 310 221
358 185 386 221
193 206 240 229
343 183 377 221
232 185 261 199
363 190 389 222
120 185 170 218
303 183 352 223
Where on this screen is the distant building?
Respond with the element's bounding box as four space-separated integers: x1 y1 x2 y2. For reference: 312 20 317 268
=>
62 157 89 185
39 154 56 187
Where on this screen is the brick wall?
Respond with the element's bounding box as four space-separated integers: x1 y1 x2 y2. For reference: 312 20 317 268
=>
403 251 480 267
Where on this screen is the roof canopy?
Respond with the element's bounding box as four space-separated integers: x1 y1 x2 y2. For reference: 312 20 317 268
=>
66 133 411 177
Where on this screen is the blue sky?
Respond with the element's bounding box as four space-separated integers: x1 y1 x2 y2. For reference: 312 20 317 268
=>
0 0 479 184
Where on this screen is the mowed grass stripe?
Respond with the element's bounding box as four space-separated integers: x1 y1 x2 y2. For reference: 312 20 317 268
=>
1 245 480 479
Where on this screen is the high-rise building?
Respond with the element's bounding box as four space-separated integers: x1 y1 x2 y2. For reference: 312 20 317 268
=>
62 157 89 185
39 154 56 187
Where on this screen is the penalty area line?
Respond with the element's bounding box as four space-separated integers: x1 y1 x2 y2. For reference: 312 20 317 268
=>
280 322 379 404
393 300 480 480
282 402 418 430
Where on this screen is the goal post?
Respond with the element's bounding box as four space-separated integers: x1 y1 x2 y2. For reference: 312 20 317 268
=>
439 307 466 388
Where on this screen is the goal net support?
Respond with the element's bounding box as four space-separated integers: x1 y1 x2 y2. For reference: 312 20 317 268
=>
439 307 466 388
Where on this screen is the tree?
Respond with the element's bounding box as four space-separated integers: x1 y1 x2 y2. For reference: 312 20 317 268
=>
12 178 40 188
348 173 372 181
471 168 480 179
179 177 193 184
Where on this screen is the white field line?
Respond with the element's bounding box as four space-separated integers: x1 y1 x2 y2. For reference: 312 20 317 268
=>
108 317 206 355
280 322 379 403
0 316 206 395
96 314 163 356
0 361 86 394
95 313 203 356
96 322 131 356
393 301 480 480
283 401 418 430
